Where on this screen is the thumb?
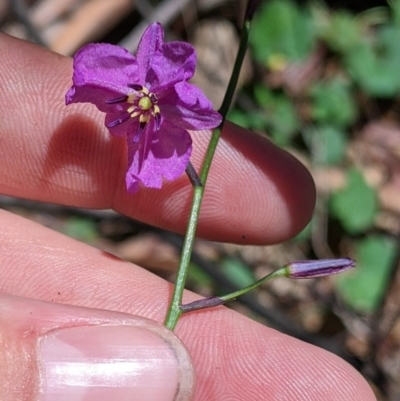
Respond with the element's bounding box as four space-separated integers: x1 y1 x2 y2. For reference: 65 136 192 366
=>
0 293 194 401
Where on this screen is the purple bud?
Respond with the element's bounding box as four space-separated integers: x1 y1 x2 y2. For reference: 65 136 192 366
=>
284 258 356 279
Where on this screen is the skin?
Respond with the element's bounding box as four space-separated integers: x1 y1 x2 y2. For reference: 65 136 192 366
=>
0 33 376 400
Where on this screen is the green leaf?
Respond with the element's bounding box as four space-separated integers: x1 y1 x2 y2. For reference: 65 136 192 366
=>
309 79 357 128
227 109 253 129
221 257 254 289
329 168 378 234
318 10 364 53
187 262 213 288
392 0 400 27
305 125 347 166
63 217 98 242
250 0 316 65
314 2 400 96
227 109 267 131
254 86 299 146
292 218 313 242
344 25 400 97
336 235 397 312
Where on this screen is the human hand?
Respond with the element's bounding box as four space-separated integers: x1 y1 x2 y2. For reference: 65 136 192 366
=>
0 33 376 400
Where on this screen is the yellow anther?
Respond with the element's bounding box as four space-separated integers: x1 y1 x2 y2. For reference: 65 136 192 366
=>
139 114 151 123
127 94 136 103
123 86 161 127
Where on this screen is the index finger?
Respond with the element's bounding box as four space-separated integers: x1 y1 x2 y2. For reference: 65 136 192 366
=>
0 33 315 244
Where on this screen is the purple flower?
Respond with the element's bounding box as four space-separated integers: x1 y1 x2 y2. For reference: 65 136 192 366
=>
284 258 356 279
65 22 222 192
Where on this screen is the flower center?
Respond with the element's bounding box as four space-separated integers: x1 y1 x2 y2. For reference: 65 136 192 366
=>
105 84 161 143
138 96 152 111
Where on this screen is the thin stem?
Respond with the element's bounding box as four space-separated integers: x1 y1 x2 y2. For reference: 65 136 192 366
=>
164 14 253 330
220 269 284 302
164 128 222 329
163 183 203 328
180 269 285 313
185 161 203 187
219 19 251 117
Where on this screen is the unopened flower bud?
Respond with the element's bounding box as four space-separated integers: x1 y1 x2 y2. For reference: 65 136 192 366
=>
284 258 355 279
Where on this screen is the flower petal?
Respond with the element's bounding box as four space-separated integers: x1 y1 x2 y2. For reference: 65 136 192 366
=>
65 43 139 110
160 82 222 130
135 23 196 90
150 41 196 91
135 22 164 84
125 121 192 192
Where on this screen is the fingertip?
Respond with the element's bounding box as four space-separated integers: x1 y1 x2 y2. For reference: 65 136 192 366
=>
191 121 316 243
0 294 195 401
179 309 376 401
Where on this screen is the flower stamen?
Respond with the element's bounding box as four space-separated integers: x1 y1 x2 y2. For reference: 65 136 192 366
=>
154 110 161 130
128 84 145 92
106 85 161 132
105 95 129 104
107 112 131 128
133 121 147 143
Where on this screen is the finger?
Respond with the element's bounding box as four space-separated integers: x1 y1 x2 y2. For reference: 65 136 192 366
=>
0 211 375 401
0 293 194 401
0 33 315 244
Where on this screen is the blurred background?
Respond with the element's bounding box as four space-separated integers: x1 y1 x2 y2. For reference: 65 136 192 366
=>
1 0 400 399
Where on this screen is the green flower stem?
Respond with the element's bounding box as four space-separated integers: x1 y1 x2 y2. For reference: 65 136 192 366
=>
220 269 285 302
218 19 250 118
164 128 222 330
164 14 253 331
180 268 286 313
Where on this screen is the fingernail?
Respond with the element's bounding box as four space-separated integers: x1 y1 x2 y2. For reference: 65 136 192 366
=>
38 324 194 401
